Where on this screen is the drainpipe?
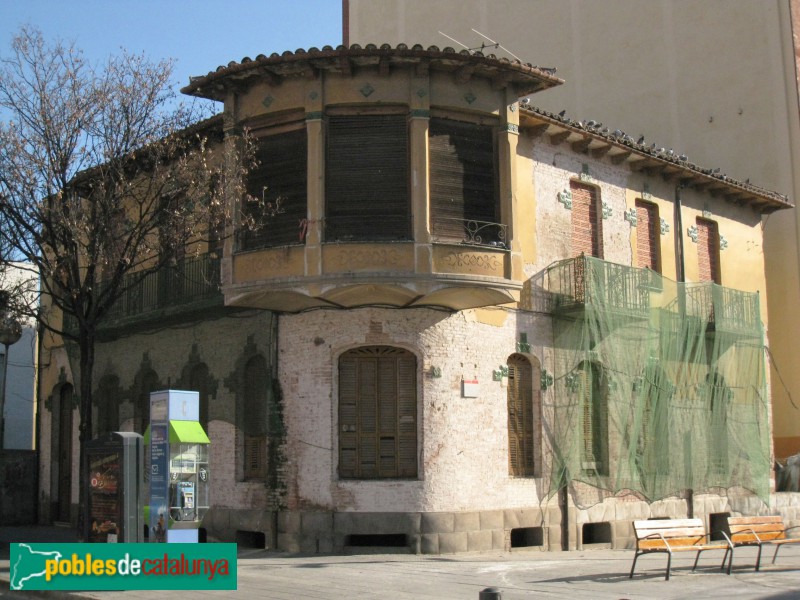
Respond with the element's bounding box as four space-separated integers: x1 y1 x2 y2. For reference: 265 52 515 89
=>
675 184 693 516
674 184 686 284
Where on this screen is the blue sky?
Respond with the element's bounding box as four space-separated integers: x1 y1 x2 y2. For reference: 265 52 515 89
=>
1 1 343 104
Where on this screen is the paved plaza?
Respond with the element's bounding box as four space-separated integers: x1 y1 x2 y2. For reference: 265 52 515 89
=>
2 526 800 599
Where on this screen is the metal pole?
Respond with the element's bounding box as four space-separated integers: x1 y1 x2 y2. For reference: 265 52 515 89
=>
0 342 8 450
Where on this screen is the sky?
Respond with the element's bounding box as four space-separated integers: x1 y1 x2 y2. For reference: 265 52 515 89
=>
1 0 343 107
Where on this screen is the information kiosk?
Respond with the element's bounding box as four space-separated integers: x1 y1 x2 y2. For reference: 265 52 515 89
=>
83 431 144 543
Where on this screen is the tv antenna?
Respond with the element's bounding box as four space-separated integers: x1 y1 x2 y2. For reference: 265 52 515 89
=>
438 29 523 63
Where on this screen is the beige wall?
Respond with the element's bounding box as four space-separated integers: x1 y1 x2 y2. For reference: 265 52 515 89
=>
347 0 800 460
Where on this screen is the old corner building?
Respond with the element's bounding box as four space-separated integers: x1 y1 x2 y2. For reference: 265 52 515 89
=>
37 44 800 553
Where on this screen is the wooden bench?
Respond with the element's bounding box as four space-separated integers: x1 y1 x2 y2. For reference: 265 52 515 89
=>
725 515 800 571
629 518 733 580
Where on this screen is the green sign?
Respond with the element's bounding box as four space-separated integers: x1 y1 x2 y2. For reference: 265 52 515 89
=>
9 543 237 590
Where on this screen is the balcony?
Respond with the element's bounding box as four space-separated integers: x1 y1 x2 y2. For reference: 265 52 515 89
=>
683 282 762 338
538 255 651 319
227 220 517 313
65 253 223 339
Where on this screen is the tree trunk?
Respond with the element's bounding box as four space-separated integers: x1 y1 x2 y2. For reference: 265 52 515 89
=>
75 328 95 541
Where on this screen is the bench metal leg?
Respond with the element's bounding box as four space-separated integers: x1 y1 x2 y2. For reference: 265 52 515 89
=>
755 545 763 571
692 550 702 573
629 551 641 579
666 551 673 581
772 544 781 565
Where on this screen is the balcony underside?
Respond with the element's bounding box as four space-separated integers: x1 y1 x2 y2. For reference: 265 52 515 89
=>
225 281 518 313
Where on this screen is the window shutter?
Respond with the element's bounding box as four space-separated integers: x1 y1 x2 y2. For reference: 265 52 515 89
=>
696 218 720 284
571 182 602 258
243 129 308 249
580 363 596 466
244 436 267 480
635 200 660 272
508 356 534 477
430 118 498 242
326 115 409 241
242 355 268 480
338 347 417 479
338 356 359 479
396 355 417 477
358 358 378 477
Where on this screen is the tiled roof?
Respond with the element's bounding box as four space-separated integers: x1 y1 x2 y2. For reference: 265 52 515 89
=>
521 106 792 213
181 43 564 100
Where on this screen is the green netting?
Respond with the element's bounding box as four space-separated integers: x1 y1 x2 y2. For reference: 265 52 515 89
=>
537 255 770 508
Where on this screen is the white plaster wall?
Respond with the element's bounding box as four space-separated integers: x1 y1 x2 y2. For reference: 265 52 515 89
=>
279 306 556 513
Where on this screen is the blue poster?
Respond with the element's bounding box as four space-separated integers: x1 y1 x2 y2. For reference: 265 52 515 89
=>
149 423 168 543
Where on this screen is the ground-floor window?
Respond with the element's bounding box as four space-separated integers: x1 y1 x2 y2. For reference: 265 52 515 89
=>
338 346 417 479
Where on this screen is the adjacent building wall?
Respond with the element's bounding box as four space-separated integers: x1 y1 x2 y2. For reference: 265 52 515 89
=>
345 0 800 461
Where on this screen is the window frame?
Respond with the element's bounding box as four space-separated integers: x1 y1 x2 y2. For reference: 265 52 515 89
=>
428 114 502 247
570 181 603 259
239 118 308 251
337 345 418 480
324 109 411 243
696 217 721 284
507 354 542 478
242 353 269 481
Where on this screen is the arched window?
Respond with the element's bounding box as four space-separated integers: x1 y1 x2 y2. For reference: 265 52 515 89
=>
338 346 417 479
243 354 268 480
507 354 542 477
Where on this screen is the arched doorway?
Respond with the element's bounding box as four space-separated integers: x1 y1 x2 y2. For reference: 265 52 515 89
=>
51 383 74 523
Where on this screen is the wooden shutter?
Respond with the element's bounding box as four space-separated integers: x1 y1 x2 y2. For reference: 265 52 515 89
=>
244 436 267 480
635 200 660 272
430 118 498 241
508 356 535 477
243 129 308 249
579 363 595 466
696 218 721 284
243 355 268 480
338 355 359 478
571 182 602 258
338 346 417 479
326 115 409 241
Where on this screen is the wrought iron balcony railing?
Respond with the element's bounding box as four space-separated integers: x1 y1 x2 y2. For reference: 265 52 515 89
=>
683 282 761 336
542 255 650 316
431 217 508 248
64 253 222 334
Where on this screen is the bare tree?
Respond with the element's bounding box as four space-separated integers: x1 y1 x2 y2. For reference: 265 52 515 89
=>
0 27 252 534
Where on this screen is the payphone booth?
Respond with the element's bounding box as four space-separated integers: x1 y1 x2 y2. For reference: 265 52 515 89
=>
149 390 210 543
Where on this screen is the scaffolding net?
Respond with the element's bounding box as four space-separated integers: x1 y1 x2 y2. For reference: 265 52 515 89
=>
537 255 770 508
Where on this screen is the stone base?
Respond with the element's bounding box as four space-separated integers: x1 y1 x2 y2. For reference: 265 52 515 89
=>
275 508 558 555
